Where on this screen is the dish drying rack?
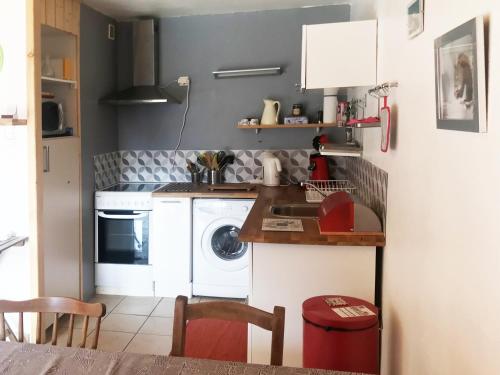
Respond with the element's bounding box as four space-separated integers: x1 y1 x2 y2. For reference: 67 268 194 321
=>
303 180 356 203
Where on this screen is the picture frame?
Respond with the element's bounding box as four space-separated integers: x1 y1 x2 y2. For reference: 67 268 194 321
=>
407 0 424 39
434 16 487 133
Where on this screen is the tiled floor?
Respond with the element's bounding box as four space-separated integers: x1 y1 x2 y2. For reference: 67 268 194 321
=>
49 294 244 355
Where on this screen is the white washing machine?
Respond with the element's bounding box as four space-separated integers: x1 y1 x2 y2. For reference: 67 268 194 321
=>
193 199 255 298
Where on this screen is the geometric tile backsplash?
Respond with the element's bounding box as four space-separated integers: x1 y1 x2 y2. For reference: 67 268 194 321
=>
94 149 314 190
94 149 388 231
94 151 120 189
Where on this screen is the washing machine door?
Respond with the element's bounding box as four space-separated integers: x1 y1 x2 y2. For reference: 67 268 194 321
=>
201 218 249 272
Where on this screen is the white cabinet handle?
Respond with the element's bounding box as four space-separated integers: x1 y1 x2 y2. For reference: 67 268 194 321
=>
98 212 148 220
43 146 50 173
160 200 182 204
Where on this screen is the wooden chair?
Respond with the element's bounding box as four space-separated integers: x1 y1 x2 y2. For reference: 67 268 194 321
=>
171 295 285 366
0 297 106 349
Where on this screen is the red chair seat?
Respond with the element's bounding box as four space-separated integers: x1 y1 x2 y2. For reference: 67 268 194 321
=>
185 318 247 362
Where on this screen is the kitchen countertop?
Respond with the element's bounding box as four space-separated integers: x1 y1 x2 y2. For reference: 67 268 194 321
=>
239 185 386 246
153 183 385 246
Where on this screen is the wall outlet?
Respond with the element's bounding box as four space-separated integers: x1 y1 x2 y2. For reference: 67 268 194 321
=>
178 76 190 86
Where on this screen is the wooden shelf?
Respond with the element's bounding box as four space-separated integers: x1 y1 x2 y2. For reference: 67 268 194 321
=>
42 76 77 88
320 143 363 157
0 118 28 126
237 123 339 134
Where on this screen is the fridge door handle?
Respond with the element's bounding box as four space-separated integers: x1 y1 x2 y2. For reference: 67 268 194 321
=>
43 146 50 173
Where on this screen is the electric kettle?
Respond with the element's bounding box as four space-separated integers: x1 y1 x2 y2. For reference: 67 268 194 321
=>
261 152 282 186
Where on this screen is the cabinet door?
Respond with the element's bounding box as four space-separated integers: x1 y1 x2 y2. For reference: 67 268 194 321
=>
63 0 74 33
151 198 192 298
41 0 47 25
71 0 80 36
43 137 80 299
55 0 65 30
303 20 377 89
42 0 79 36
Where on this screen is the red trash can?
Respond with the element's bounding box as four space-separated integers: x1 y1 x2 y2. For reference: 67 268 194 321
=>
303 295 379 374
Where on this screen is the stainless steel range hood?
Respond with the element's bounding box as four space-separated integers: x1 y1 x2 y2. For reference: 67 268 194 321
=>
101 19 180 105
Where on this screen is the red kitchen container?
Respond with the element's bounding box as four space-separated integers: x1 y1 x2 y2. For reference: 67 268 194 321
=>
303 295 379 374
309 153 330 180
318 192 354 234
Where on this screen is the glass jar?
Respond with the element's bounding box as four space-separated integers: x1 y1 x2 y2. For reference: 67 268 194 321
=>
292 104 303 117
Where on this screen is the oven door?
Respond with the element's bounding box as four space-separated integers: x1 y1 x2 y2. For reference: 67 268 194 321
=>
96 210 150 265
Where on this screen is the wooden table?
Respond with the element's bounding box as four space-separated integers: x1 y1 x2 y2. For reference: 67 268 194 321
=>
0 342 369 374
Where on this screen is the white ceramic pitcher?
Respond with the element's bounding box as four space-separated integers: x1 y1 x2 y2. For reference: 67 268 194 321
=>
261 99 281 125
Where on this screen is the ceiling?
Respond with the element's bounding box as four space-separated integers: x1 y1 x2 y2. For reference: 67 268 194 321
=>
82 0 351 20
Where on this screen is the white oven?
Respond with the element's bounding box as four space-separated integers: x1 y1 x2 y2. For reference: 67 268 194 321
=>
94 183 164 296
95 209 150 265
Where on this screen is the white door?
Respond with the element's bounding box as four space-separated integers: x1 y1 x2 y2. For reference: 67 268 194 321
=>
302 20 377 89
43 137 81 299
151 197 192 298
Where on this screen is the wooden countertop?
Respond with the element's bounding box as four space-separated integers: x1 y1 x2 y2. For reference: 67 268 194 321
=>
153 183 385 246
239 185 386 246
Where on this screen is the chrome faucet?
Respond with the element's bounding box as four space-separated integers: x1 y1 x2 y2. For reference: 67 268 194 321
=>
300 182 327 198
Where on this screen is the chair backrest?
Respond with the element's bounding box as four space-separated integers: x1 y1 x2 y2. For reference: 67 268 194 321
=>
0 297 106 349
171 295 285 366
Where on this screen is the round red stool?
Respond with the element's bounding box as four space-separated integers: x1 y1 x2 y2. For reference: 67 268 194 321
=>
303 295 379 374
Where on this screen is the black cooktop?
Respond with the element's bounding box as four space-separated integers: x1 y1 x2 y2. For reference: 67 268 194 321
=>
102 183 166 193
156 182 195 193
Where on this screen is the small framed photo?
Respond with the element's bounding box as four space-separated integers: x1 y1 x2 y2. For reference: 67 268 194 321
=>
408 0 424 38
434 16 487 133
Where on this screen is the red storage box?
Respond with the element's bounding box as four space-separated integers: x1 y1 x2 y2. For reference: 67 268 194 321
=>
317 192 354 234
303 295 379 374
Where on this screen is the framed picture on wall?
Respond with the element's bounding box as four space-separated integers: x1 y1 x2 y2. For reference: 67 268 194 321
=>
434 16 487 133
407 0 424 38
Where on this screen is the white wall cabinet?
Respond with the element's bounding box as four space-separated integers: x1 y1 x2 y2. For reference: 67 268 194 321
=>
42 137 80 300
151 197 192 298
301 20 377 89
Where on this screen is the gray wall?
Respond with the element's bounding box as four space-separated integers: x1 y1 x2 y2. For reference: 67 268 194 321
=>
80 4 118 300
116 5 350 150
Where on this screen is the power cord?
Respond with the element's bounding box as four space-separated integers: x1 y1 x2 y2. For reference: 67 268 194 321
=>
174 79 190 151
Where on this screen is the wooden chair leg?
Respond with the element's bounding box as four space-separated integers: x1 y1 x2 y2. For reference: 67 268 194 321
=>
79 316 89 348
66 314 75 347
171 296 188 357
36 313 42 344
0 313 5 341
18 313 24 343
51 313 59 345
91 317 101 350
270 306 285 366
